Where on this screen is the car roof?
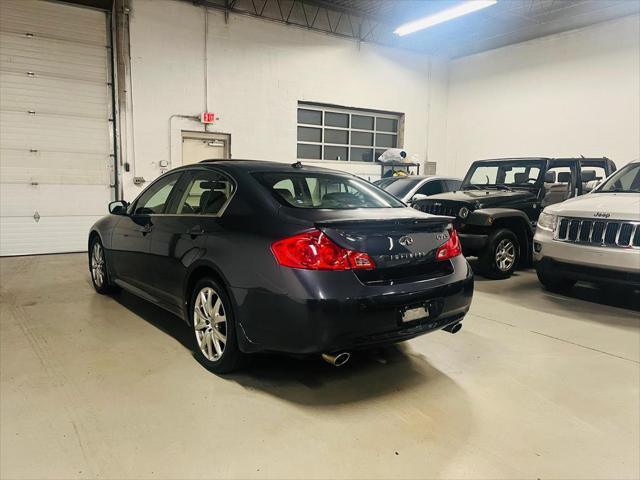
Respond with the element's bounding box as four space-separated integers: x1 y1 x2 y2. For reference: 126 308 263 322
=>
196 159 353 175
473 157 610 163
378 175 459 181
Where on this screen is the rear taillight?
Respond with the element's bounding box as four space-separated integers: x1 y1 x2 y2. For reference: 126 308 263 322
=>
436 228 462 261
271 229 375 271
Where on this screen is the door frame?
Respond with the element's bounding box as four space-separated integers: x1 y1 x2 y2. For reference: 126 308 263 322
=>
181 131 231 165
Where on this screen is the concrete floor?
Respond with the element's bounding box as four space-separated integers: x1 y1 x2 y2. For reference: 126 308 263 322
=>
1 253 638 479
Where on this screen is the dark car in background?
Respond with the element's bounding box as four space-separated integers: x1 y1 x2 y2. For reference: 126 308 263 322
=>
412 157 616 279
89 160 474 373
374 175 462 205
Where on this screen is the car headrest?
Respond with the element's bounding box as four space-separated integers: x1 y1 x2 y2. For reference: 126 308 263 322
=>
199 190 226 214
513 172 529 183
557 172 572 183
200 180 227 190
274 188 294 202
321 192 362 206
581 170 596 182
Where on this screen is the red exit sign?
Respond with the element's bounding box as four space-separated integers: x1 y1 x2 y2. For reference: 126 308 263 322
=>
201 112 216 124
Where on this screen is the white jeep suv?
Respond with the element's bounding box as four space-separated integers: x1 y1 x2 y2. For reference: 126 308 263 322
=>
533 160 640 291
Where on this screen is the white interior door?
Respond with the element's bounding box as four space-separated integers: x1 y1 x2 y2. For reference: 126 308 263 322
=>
181 132 230 165
0 0 113 256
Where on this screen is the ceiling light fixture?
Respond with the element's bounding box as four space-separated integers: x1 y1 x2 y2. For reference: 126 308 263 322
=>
393 0 498 36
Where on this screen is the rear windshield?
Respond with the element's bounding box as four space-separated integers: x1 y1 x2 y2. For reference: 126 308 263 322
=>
253 172 404 209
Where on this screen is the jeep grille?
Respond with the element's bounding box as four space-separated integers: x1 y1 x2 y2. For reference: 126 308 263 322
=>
555 217 640 248
414 202 457 217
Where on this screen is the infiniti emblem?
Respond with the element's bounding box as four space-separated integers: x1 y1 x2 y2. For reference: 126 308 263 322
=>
398 235 414 246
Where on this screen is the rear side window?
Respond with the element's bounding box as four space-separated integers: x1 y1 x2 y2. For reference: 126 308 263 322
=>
169 170 235 215
253 172 404 209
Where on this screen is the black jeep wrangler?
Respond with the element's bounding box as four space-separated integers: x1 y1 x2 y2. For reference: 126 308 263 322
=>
412 157 617 279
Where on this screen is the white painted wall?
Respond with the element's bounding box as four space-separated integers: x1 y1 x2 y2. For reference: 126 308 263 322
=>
443 15 640 177
124 0 447 199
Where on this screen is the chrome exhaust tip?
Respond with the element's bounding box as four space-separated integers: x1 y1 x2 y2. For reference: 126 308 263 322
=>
322 352 351 367
442 322 462 334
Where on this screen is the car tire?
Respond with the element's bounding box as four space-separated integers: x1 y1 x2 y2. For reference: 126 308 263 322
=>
190 277 245 374
89 236 119 294
536 268 576 293
478 228 519 279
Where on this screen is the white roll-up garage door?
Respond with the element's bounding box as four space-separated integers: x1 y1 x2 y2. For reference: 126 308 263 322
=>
0 0 113 256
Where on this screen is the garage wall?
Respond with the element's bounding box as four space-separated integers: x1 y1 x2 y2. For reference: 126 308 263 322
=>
124 0 447 199
443 15 640 177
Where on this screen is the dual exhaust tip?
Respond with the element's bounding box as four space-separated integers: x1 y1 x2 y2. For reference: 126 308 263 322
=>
322 323 462 366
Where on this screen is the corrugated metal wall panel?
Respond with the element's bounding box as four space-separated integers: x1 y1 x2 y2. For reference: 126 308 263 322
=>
0 112 110 152
0 72 109 118
0 185 111 217
0 32 108 82
0 0 106 45
0 150 108 185
0 217 102 256
0 0 113 256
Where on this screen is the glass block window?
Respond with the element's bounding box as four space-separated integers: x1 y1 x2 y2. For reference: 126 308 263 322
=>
297 103 402 162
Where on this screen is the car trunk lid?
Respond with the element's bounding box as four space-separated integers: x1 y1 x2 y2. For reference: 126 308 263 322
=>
279 207 456 285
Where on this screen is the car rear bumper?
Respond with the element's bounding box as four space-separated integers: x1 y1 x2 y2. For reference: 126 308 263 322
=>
232 255 474 355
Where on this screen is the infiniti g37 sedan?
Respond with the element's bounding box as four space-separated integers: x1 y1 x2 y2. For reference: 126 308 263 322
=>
88 160 474 372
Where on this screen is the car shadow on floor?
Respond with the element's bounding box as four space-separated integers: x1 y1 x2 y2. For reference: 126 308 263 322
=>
467 259 640 313
112 289 455 407
113 290 194 350
225 345 451 407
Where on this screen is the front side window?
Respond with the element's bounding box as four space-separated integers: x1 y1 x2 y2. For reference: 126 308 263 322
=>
463 161 544 189
297 103 402 162
446 180 462 191
416 180 445 196
595 162 640 193
133 173 180 215
170 170 235 215
254 172 404 209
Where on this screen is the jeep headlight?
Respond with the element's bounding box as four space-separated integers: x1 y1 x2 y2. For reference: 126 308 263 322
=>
458 207 470 219
537 211 557 232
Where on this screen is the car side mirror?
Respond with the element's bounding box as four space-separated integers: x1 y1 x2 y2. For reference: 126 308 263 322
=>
411 194 429 203
544 171 556 183
108 200 129 215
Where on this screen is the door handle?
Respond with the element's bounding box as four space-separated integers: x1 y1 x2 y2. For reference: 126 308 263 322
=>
188 226 205 238
140 223 153 235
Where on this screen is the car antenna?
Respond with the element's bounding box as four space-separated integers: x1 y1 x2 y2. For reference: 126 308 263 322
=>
292 161 303 169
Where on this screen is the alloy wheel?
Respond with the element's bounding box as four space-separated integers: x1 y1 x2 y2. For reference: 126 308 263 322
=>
91 242 105 288
495 239 516 272
193 287 227 361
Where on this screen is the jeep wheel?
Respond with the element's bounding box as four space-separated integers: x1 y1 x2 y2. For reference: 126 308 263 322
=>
478 229 519 279
536 268 576 293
